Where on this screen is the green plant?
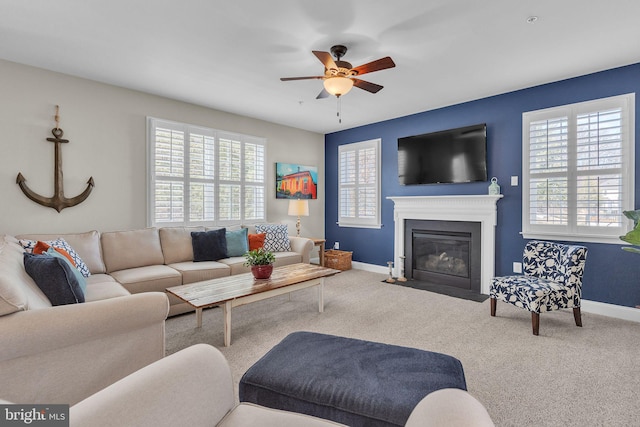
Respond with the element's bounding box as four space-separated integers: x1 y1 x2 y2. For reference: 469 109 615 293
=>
243 248 275 266
620 210 640 254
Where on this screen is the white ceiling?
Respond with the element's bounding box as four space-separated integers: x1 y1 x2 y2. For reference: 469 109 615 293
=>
2 0 640 134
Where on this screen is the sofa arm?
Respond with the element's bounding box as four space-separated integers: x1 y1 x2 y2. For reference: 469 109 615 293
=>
0 292 169 405
289 236 314 263
70 344 235 427
405 388 494 427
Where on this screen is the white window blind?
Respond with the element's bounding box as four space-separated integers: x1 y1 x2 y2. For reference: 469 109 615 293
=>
147 118 266 227
522 93 635 243
338 138 381 228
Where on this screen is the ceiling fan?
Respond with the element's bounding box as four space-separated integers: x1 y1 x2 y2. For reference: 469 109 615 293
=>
281 45 396 99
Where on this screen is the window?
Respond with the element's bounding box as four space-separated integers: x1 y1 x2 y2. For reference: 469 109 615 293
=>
147 118 266 227
338 138 381 228
522 94 635 243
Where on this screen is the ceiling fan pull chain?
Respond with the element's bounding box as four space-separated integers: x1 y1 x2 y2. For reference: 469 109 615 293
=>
337 96 342 124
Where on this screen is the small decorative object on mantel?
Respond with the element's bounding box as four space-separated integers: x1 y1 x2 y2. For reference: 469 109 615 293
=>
16 105 94 212
386 261 396 283
488 177 500 195
397 255 407 282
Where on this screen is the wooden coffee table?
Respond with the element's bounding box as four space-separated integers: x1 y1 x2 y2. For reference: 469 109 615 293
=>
166 263 340 346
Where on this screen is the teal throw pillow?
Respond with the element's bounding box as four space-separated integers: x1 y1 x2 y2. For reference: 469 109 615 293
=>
226 228 249 257
46 247 87 294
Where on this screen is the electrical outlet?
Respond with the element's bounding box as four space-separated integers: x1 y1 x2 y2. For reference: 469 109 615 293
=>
334 242 340 250
511 176 519 186
513 262 522 273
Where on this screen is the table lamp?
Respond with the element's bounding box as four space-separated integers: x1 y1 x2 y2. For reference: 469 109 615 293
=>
288 199 309 237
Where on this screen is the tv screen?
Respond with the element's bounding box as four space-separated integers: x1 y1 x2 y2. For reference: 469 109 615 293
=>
398 124 487 185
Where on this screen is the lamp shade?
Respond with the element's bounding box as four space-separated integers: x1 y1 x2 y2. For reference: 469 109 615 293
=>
288 199 309 217
323 76 354 97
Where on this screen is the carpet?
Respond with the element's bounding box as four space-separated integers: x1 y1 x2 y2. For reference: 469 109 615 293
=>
165 269 640 427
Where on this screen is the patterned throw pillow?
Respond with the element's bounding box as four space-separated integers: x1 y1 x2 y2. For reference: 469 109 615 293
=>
255 224 291 252
20 238 91 277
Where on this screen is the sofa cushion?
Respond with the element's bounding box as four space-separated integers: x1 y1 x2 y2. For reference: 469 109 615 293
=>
255 224 291 252
191 229 228 262
16 230 106 274
101 228 165 273
168 261 230 284
273 252 303 267
248 233 266 251
23 253 85 305
226 228 249 257
83 273 130 301
159 226 205 264
109 265 182 294
214 257 250 275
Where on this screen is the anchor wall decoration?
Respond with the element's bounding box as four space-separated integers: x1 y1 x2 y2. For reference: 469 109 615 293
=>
16 105 94 212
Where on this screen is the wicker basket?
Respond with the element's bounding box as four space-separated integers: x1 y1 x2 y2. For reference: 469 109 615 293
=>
324 250 353 271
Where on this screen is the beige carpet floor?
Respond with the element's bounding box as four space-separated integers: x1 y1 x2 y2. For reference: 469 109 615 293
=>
165 269 640 427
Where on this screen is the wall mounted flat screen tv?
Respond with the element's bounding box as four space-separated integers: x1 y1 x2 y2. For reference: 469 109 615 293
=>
398 123 488 185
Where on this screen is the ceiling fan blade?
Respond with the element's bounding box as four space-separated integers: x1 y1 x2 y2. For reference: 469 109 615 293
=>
312 51 337 70
316 88 330 99
352 78 384 94
280 76 324 81
351 57 396 76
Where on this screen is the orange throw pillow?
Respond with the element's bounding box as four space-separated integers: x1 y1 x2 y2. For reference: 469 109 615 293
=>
33 240 76 267
248 233 267 251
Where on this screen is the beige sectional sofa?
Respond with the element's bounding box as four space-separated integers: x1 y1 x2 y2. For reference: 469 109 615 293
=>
0 233 169 405
16 226 314 316
0 226 311 405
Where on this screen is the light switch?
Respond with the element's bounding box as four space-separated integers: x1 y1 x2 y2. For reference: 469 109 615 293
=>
513 262 522 273
511 176 518 186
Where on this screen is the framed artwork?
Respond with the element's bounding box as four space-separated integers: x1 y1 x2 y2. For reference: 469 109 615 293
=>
276 162 318 199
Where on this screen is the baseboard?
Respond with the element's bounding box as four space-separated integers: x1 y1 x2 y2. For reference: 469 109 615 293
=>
581 300 640 323
351 261 388 275
351 262 640 323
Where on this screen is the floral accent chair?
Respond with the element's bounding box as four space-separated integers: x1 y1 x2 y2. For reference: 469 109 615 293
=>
490 240 588 335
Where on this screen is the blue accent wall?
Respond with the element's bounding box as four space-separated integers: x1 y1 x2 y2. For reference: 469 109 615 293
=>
325 63 640 307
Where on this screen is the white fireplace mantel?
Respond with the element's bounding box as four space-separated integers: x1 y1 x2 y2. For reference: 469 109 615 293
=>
387 195 503 295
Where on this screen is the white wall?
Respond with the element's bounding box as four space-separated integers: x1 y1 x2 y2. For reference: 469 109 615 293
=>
0 59 325 238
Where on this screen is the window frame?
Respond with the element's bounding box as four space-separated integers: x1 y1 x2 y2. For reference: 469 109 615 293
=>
337 138 382 229
146 117 266 228
522 93 635 244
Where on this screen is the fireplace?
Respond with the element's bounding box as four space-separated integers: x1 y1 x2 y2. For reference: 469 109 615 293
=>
404 219 481 292
388 195 502 295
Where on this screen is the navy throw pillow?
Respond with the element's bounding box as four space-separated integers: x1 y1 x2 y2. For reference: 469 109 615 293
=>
191 228 228 262
23 252 85 305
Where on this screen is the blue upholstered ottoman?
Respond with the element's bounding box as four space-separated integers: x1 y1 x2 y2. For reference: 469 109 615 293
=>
239 331 467 427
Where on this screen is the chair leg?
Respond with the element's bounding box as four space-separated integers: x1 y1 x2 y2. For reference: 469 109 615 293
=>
573 307 582 327
490 297 496 317
531 312 540 336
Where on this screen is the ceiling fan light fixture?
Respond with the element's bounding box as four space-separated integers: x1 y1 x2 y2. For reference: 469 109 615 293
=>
323 76 354 97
